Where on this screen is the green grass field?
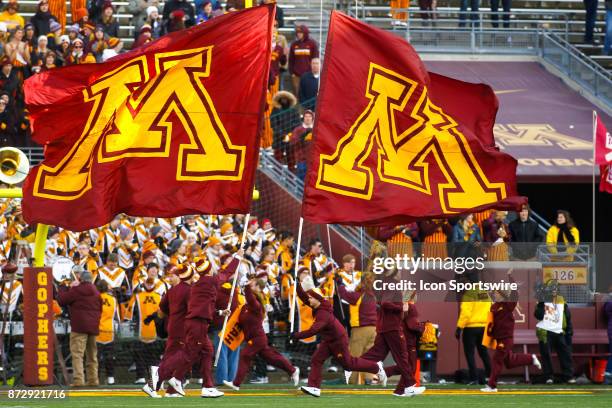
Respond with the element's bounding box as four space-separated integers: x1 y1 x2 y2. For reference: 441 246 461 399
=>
1 385 611 408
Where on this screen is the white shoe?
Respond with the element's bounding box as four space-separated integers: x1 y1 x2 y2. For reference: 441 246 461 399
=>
249 376 269 384
377 361 388 387
300 386 321 397
223 380 239 391
197 378 203 384
142 383 161 398
327 365 338 373
393 392 415 397
134 377 146 384
201 387 224 398
164 393 183 398
150 366 159 390
545 378 554 384
266 365 277 372
107 377 115 385
291 367 300 387
405 385 426 395
532 354 542 370
168 377 185 396
344 370 352 385
480 385 497 392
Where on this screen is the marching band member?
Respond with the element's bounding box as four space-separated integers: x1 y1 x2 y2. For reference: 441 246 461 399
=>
125 278 162 385
132 251 157 288
275 231 294 274
73 241 100 273
96 280 120 385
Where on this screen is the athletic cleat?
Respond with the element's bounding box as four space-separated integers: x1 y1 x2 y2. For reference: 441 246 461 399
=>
201 387 224 398
532 354 542 370
168 377 185 396
393 392 415 397
377 361 388 387
249 376 269 384
134 378 146 384
164 393 183 398
150 366 159 390
327 366 338 373
567 378 577 384
405 385 426 395
142 383 161 398
222 380 239 391
480 385 497 393
344 369 352 385
300 386 321 397
291 367 300 387
545 378 554 384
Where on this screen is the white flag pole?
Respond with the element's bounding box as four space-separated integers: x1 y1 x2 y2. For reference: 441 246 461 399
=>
289 217 304 333
214 213 250 367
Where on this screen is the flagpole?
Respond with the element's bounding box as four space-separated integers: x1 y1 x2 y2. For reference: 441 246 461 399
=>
592 111 597 290
289 217 304 333
214 213 250 367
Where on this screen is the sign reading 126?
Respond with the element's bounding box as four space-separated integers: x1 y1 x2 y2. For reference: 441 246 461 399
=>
33 47 245 200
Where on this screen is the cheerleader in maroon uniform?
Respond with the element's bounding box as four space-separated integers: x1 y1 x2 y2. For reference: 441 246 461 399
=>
223 279 299 390
167 250 243 398
142 264 192 398
481 271 541 392
294 276 386 397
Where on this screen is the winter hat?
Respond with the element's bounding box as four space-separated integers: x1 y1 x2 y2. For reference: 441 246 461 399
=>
49 20 61 33
142 250 155 261
171 9 185 22
37 35 47 43
2 263 18 274
140 23 152 34
220 223 233 236
173 263 192 281
207 235 221 247
146 6 158 17
59 34 70 44
194 257 212 274
73 8 88 22
107 37 120 47
83 21 96 31
66 24 80 33
72 37 84 46
24 23 33 31
103 1 114 12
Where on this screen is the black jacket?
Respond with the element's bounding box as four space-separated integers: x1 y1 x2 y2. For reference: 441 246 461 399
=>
298 72 319 108
30 11 58 37
163 0 196 28
509 218 544 259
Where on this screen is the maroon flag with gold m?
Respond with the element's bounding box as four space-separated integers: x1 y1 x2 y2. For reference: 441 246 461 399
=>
22 5 274 231
302 12 526 226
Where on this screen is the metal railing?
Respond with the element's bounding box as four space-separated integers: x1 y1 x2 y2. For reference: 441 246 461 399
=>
258 150 371 253
541 31 612 107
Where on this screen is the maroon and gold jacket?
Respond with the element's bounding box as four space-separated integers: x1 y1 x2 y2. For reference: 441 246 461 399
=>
402 304 425 348
159 281 191 339
185 258 239 322
238 285 266 341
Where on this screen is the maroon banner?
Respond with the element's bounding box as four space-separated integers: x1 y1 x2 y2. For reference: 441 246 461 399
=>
22 267 54 386
22 5 274 231
302 12 525 226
